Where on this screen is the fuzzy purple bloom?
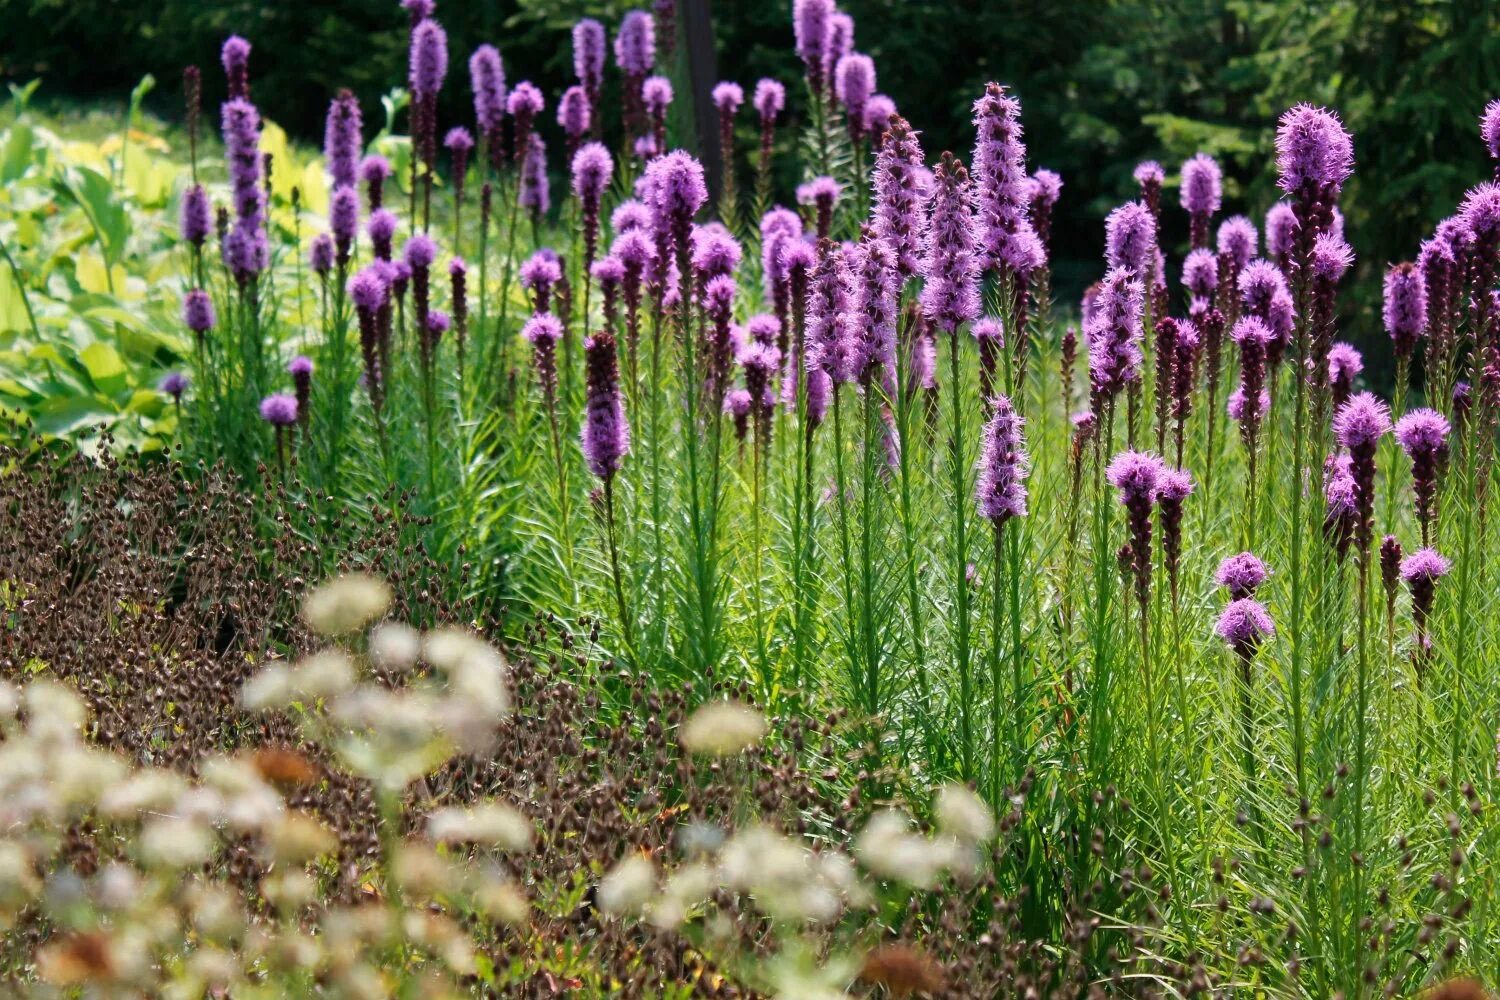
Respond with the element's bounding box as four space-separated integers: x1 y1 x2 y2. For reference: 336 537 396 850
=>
642 75 673 117
1183 248 1218 299
1275 104 1354 195
519 133 550 215
835 53 875 140
1396 407 1451 542
1333 391 1392 451
1328 341 1363 406
712 81 744 113
920 153 980 335
324 90 363 190
573 19 606 97
581 330 630 480
754 78 785 122
1383 261 1427 356
1216 552 1268 599
864 94 897 142
1085 267 1145 404
971 82 1043 277
1238 259 1294 349
975 393 1029 522
410 19 448 97
805 239 855 384
1217 215 1258 276
1104 201 1156 276
469 45 506 154
180 184 211 247
1265 203 1297 261
1401 547 1450 584
850 231 898 387
221 36 251 100
615 10 656 76
1107 450 1165 503
523 313 563 401
1180 153 1222 215
873 117 926 280
366 209 397 261
1311 232 1354 283
329 185 360 260
259 393 299 426
644 151 708 253
159 371 189 401
309 234 335 276
183 288 215 334
793 0 833 86
1217 599 1274 653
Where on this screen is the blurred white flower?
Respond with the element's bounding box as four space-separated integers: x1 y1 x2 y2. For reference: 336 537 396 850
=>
934 783 995 843
598 853 656 916
679 699 766 756
426 801 533 851
302 573 391 637
369 622 422 672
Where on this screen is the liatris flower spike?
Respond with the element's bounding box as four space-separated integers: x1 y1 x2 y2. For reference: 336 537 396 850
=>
259 393 298 427
309 232 334 277
793 0 834 92
1383 261 1428 361
572 142 613 272
573 18 606 113
324 89 362 191
1380 535 1403 612
1107 450 1165 606
971 82 1042 278
835 53 875 142
159 371 189 404
180 184 210 247
797 176 843 238
1105 201 1156 277
1401 547 1450 665
1156 468 1193 598
523 314 564 403
975 393 1028 524
1180 153 1222 248
1133 161 1164 218
1217 598 1274 659
288 355 313 428
919 153 979 335
183 289 215 340
1395 408 1451 543
1333 391 1392 556
581 330 630 481
1275 103 1354 198
1324 454 1359 560
469 45 506 168
1328 341 1363 407
221 35 251 100
1216 552 1268 600
874 117 926 280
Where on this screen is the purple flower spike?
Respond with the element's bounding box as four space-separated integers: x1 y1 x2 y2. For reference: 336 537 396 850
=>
1216 552 1268 600
581 330 630 480
793 0 834 89
713 81 744 114
557 87 591 146
1085 267 1145 408
523 313 564 402
1402 546 1450 662
324 90 363 191
309 234 335 276
1104 201 1156 276
1217 216 1258 272
1217 599 1274 655
259 393 298 426
1333 391 1391 556
975 393 1029 523
1180 153 1221 247
1328 341 1363 407
1396 407 1451 542
330 185 359 263
755 78 785 122
1333 391 1392 451
573 18 606 102
1133 160 1164 217
972 83 1043 278
1265 203 1297 262
159 371 189 401
644 150 708 254
469 45 507 165
1183 248 1218 299
835 53 875 141
615 10 656 75
850 232 898 388
873 117 926 280
519 134 550 216
180 185 211 247
797 175 843 238
1383 261 1427 359
1108 450 1165 606
221 36 251 100
1275 104 1354 195
183 288 216 335
919 153 980 336
410 19 448 98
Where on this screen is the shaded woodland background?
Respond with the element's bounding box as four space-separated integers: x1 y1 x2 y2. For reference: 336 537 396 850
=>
4 0 1497 378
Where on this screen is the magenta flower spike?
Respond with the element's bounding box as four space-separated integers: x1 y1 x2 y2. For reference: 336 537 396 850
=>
1395 408 1451 543
919 153 979 336
972 82 1043 280
873 117 926 281
469 45 506 169
1216 552 1268 600
1179 153 1222 249
834 53 875 143
1104 201 1155 277
975 393 1028 523
324 89 363 191
1333 391 1392 557
1383 261 1428 362
581 329 631 481
1217 599 1274 659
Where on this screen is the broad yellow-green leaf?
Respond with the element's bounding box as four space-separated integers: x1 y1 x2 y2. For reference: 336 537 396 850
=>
300 160 330 216
79 340 127 391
